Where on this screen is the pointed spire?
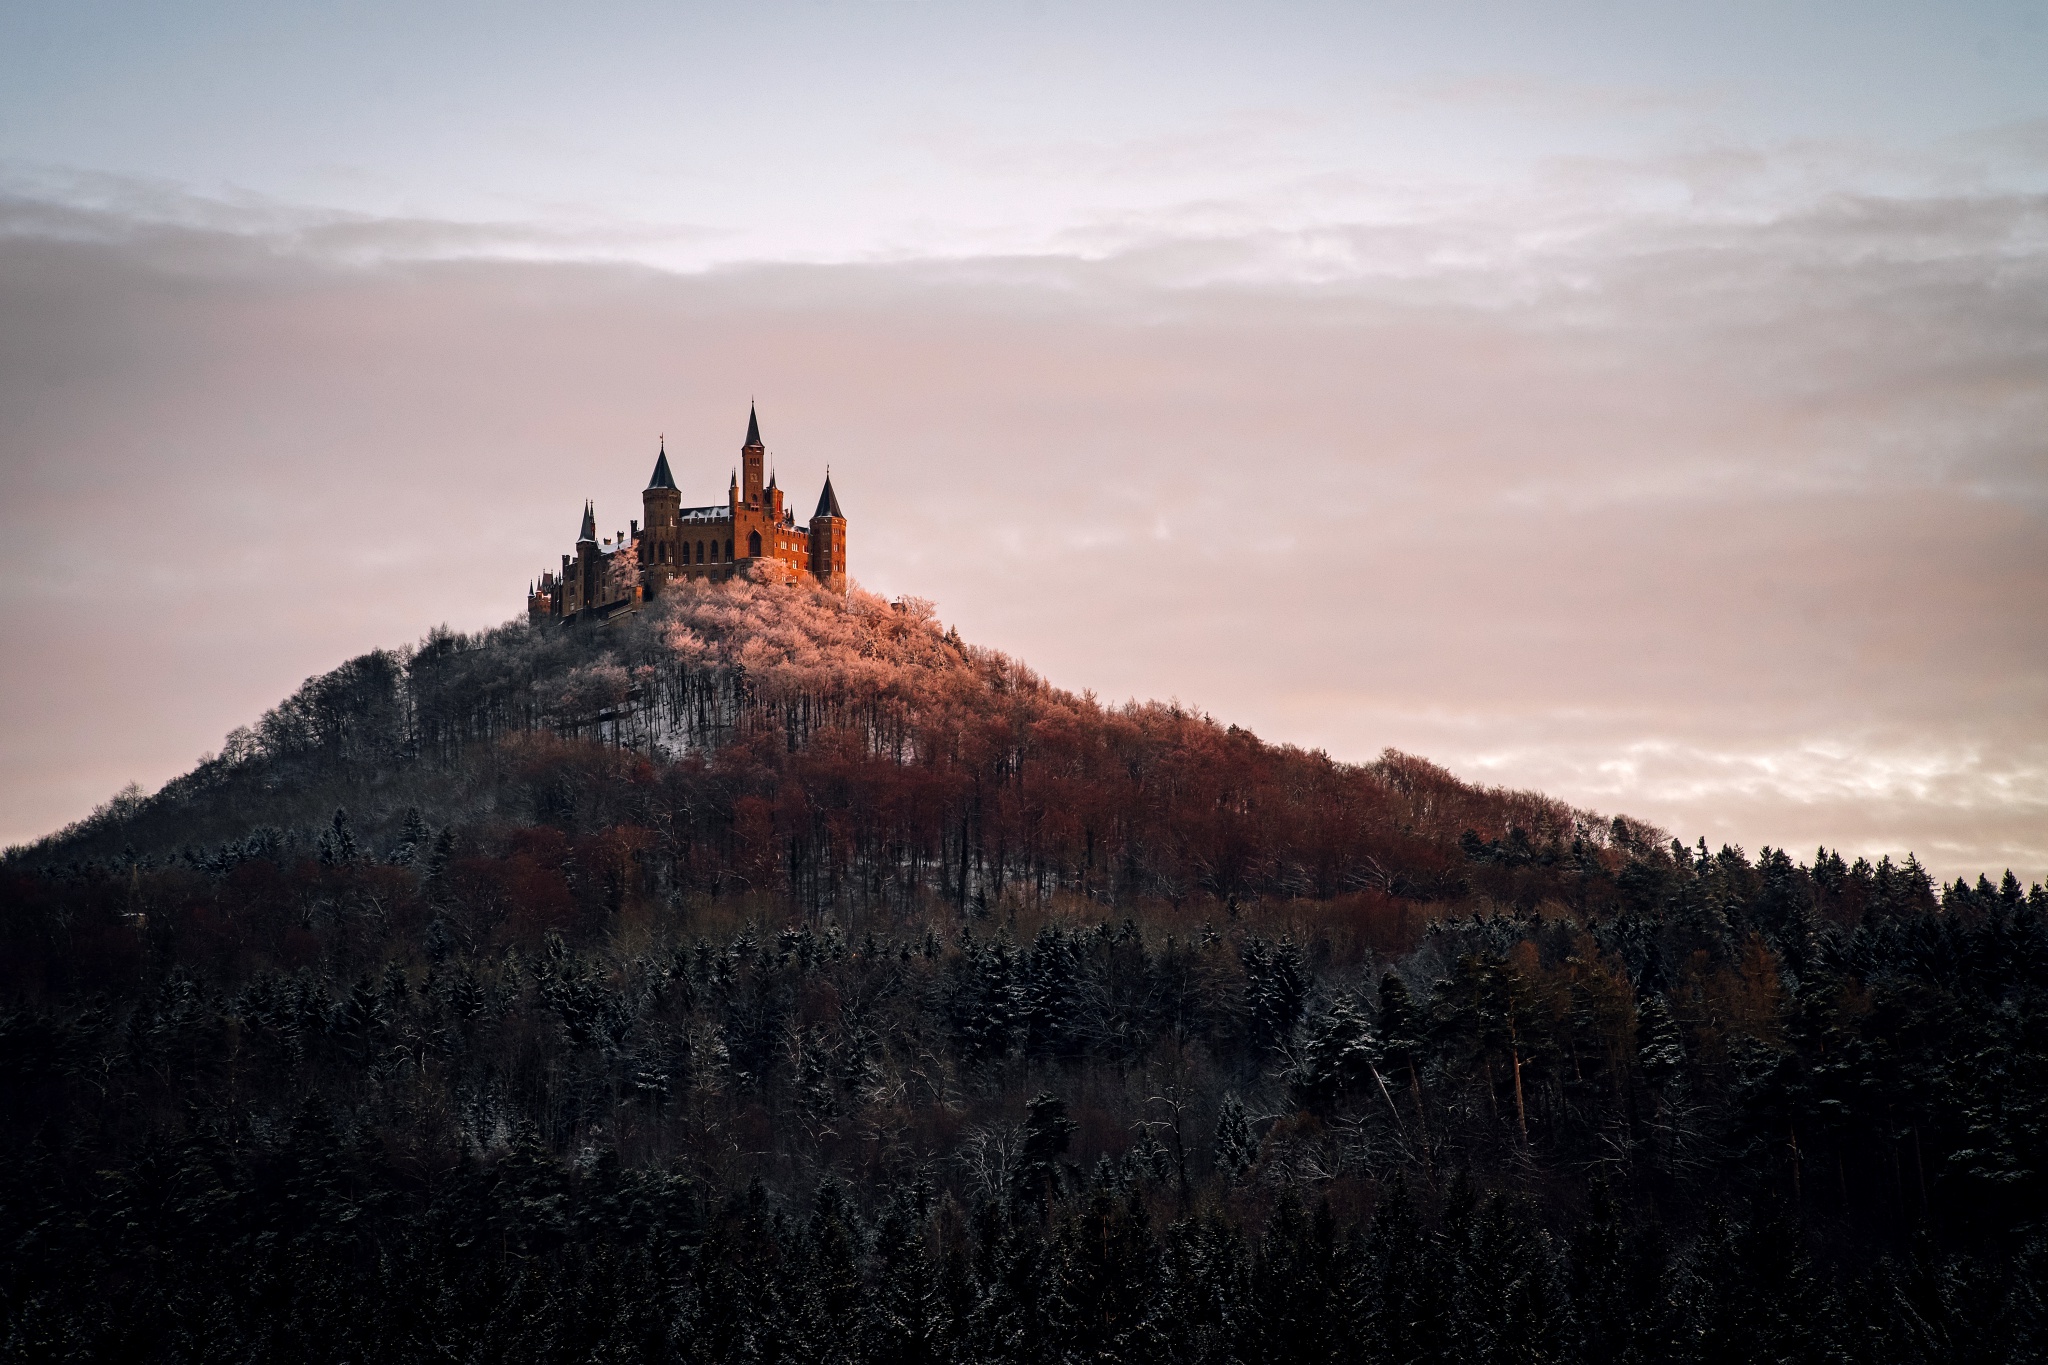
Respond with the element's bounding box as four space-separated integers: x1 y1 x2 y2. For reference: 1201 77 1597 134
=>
744 402 762 449
813 472 843 519
729 467 739 489
646 436 677 491
578 501 597 544
768 468 778 491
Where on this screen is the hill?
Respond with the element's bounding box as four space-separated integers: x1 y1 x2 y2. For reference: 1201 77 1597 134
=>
22 575 1605 913
4 575 2046 1363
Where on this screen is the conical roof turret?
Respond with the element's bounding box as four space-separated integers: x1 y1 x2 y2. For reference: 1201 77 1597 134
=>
578 501 597 544
744 403 762 449
813 471 843 519
646 437 677 491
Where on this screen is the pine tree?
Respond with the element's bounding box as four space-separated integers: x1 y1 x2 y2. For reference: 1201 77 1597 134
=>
390 805 430 866
1242 1183 1343 1364
1214 1094 1261 1183
1242 937 1309 1050
1353 1179 1455 1365
1050 1188 1161 1365
793 1180 863 1365
1158 1214 1247 1365
867 1189 944 1365
1290 998 1380 1116
317 807 358 865
1012 1093 1078 1216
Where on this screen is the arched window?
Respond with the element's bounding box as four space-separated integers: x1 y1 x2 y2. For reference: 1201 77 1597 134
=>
724 538 733 560
748 531 761 557
696 540 704 563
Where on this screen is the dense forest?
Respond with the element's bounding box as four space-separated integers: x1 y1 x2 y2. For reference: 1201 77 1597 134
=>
5 573 2045 1363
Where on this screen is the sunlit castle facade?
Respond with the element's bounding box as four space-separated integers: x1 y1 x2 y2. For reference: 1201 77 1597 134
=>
528 405 848 623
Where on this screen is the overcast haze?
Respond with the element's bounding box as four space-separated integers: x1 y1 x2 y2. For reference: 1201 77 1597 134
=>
2 1 2045 880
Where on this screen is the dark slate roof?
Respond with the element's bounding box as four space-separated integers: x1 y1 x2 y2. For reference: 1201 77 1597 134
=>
578 501 597 543
744 403 762 448
646 443 677 491
814 473 843 519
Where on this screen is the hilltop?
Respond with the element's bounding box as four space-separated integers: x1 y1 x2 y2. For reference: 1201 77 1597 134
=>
4 575 2046 1364
19 573 1624 922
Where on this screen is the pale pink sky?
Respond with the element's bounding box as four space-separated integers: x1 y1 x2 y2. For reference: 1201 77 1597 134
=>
3 2 2045 879
2 188 2042 880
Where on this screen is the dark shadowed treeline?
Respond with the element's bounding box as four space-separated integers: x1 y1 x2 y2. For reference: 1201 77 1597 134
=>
3 577 2045 1363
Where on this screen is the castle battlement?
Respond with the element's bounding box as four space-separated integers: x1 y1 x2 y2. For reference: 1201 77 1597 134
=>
527 404 848 623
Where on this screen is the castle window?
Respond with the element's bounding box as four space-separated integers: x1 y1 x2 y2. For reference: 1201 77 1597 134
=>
694 540 703 563
748 531 762 557
724 538 733 560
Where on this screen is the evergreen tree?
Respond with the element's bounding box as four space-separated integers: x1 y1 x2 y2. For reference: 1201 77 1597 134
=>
1214 1094 1261 1183
1012 1094 1079 1217
867 1189 944 1365
1050 1188 1161 1365
1242 1184 1344 1364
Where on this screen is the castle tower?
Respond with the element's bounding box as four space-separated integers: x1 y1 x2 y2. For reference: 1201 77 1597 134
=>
641 438 682 599
809 470 847 593
737 405 770 511
573 500 600 612
740 403 766 505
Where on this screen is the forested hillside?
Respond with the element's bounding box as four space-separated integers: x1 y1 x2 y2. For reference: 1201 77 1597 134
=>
5 575 2045 1363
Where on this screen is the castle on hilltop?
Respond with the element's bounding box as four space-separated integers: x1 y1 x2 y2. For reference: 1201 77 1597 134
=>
528 404 848 623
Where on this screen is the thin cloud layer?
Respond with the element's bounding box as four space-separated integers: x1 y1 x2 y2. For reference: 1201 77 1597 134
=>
1 185 2041 878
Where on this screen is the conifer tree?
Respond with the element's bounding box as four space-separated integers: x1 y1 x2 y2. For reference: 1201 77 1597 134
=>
1012 1093 1078 1217
1242 1183 1343 1364
1050 1188 1161 1365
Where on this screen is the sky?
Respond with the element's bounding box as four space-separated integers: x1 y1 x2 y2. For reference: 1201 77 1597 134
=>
2 1 2045 880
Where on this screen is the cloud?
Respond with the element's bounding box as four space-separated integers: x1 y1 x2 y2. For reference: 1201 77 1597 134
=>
1 180 2042 880
1381 72 1727 120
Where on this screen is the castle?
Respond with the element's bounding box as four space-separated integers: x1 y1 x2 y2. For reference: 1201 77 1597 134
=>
528 404 847 623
